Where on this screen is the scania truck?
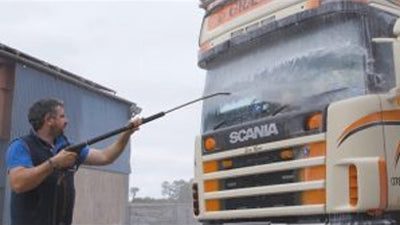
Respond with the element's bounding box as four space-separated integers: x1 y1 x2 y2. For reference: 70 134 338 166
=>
193 0 400 224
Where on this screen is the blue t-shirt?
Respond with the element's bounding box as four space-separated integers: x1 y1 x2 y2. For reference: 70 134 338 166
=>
6 132 90 171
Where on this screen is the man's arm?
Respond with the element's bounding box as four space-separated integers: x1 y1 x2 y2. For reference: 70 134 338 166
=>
84 117 141 166
9 163 53 193
8 150 77 193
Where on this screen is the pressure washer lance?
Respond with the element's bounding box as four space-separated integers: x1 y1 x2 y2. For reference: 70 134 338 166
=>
65 92 230 153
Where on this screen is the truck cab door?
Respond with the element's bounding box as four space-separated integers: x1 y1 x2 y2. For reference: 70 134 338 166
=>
375 37 400 210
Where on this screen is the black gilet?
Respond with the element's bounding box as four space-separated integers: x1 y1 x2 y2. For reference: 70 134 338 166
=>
10 133 75 225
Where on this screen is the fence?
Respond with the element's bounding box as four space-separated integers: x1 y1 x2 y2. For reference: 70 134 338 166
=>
128 202 200 225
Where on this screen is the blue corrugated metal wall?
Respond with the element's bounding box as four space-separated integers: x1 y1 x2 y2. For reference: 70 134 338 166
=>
3 63 133 225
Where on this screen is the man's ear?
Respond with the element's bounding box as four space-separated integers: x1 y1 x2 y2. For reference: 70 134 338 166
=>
44 114 54 125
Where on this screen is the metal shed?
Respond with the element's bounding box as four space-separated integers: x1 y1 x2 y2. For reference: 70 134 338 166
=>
0 43 139 225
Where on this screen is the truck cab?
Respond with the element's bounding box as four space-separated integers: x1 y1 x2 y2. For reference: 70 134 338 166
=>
193 0 400 224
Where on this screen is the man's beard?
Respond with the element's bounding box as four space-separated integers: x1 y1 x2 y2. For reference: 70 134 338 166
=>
51 125 65 138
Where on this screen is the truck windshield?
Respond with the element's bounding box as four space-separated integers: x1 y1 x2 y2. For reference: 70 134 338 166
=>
202 16 367 132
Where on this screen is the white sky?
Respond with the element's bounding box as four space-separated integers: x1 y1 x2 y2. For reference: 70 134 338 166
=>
0 0 205 198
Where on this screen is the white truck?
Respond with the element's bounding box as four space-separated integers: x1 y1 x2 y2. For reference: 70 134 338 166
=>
193 0 400 224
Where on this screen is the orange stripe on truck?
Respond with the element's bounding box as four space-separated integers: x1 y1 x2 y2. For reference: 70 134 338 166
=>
367 158 388 216
337 110 400 147
204 180 219 192
207 0 272 31
205 199 221 211
306 0 322 9
203 161 218 173
349 165 358 207
300 142 326 205
378 158 388 210
395 140 400 167
337 112 382 143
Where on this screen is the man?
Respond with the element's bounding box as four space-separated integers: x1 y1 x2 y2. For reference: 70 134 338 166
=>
6 98 141 225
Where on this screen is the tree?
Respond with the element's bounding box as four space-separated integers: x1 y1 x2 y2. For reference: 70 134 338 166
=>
161 179 193 202
129 186 140 202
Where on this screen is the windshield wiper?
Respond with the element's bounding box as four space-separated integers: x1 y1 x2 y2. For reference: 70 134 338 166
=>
271 104 289 116
213 120 227 130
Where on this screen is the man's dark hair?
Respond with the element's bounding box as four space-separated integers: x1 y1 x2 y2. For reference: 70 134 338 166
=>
28 98 64 131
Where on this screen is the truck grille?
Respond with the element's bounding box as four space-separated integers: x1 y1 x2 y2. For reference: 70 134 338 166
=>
198 133 326 219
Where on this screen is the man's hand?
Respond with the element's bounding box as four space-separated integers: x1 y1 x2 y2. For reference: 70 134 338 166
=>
50 150 78 169
126 117 142 135
84 117 142 166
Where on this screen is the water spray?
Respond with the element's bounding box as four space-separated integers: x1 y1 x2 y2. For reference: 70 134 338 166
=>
65 92 230 153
